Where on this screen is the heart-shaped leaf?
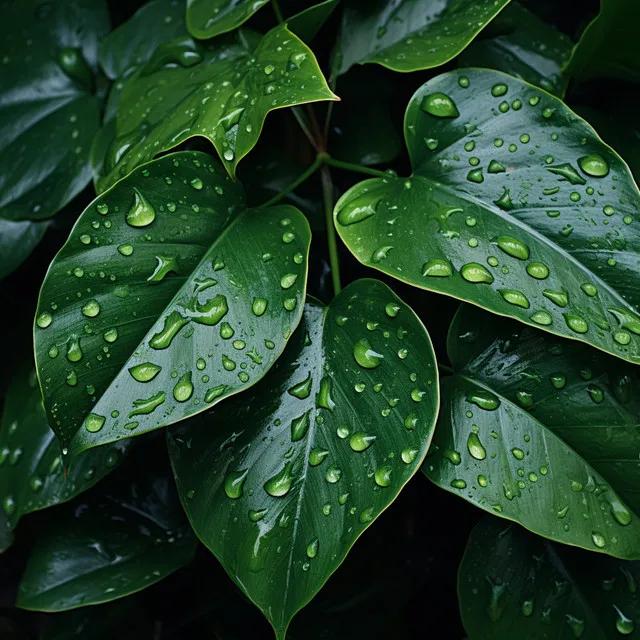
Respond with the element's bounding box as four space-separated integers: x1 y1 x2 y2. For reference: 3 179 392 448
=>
458 2 573 97
34 151 310 454
335 68 640 364
565 0 640 84
95 24 336 191
0 0 109 221
16 465 196 611
0 363 129 547
459 517 640 639
168 279 439 639
0 218 49 281
186 0 271 40
424 303 640 559
336 0 510 75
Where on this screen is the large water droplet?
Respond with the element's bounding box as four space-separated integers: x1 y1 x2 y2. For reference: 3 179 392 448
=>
224 469 248 499
126 188 156 227
461 263 494 284
264 462 294 497
499 289 530 308
173 372 193 402
422 259 452 277
467 432 486 460
150 311 189 349
349 432 376 452
353 338 383 369
496 236 529 260
183 294 228 326
291 412 310 442
129 362 162 382
421 92 459 118
578 153 609 178
84 413 106 433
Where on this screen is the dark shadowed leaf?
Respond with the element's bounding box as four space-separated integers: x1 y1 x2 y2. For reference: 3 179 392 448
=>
168 279 438 639
0 0 108 221
424 303 640 559
186 0 271 39
0 218 49 281
459 517 640 639
34 151 310 453
286 0 341 42
335 68 640 365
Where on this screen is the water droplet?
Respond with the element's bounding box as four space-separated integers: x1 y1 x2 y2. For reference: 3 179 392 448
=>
190 177 203 190
291 412 310 442
127 188 156 227
592 531 606 548
289 373 312 399
252 298 268 316
66 336 83 362
336 198 379 226
264 462 294 497
461 263 494 284
374 466 392 487
306 538 319 559
547 163 586 185
150 311 189 349
205 385 226 403
129 391 165 416
466 168 484 183
129 362 162 382
224 469 248 499
84 413 106 433
467 432 486 460
451 479 467 489
422 259 452 277
512 448 525 460
478 475 488 487
421 92 459 118
578 153 609 178
173 372 193 402
349 432 376 452
385 302 400 317
353 338 383 369
184 294 229 326
543 289 568 307
310 448 329 466
401 448 418 464
497 236 529 260
325 464 341 483
564 313 589 334
526 262 549 279
467 390 500 411
118 244 133 256
614 606 635 635
499 289 530 308
491 83 508 97
280 273 298 289
37 312 52 329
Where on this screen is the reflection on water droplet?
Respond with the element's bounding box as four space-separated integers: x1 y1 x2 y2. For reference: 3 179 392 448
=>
84 413 105 433
353 338 383 369
421 92 459 118
264 462 294 497
578 153 609 178
127 188 156 227
224 469 248 499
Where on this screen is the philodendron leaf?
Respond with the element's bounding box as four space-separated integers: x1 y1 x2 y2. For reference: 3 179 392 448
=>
16 467 196 612
424 303 640 559
0 364 129 542
336 0 510 75
565 0 640 84
0 218 49 281
96 24 336 191
458 2 573 97
0 0 109 221
335 68 640 365
186 0 270 40
34 151 310 453
459 517 640 639
168 279 439 639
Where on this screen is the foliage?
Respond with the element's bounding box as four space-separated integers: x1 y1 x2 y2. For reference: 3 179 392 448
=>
1 0 640 638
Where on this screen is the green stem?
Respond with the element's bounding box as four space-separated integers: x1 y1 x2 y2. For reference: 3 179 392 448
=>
272 0 284 23
438 362 454 375
261 156 323 208
291 107 319 151
322 156 389 178
321 165 342 295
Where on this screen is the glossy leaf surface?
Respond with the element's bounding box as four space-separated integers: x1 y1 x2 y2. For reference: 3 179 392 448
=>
34 151 310 453
460 517 640 639
186 0 270 39
335 68 640 364
0 364 129 542
168 279 439 638
17 467 196 611
424 304 640 559
565 0 640 84
458 2 573 97
286 0 341 42
0 218 48 281
98 24 336 189
337 0 510 75
0 0 108 221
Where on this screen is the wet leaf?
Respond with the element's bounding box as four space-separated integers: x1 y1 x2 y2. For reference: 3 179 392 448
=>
424 304 640 559
336 0 510 75
458 2 573 97
335 68 640 364
16 466 196 611
0 0 108 221
0 218 49 281
186 0 271 39
460 517 640 639
168 279 439 639
34 151 311 453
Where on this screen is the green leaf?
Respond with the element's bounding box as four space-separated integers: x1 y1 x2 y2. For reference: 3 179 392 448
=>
458 2 573 97
460 517 640 639
286 0 341 42
96 24 336 191
16 466 196 612
565 0 640 84
424 303 640 559
334 68 640 365
34 151 311 453
186 0 271 39
168 279 439 639
0 363 129 541
336 0 510 75
0 0 109 221
0 218 48 281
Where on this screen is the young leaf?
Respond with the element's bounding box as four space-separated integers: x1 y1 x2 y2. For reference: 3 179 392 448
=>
16 467 196 611
0 364 129 541
336 0 510 75
34 151 311 453
335 68 640 365
565 0 640 84
0 218 49 281
286 0 341 42
168 279 439 639
424 304 640 559
0 0 109 221
97 24 337 191
186 0 271 40
459 517 640 639
458 2 573 97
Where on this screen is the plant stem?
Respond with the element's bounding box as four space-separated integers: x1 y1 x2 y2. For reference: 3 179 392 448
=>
272 0 284 23
261 156 323 207
322 156 389 178
321 165 342 295
438 362 454 375
291 107 319 151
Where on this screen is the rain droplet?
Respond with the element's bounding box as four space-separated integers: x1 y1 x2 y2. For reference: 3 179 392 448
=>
421 92 459 118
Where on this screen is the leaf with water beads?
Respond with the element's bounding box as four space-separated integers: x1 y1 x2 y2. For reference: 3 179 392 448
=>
168 279 438 639
335 68 640 364
186 0 271 40
34 151 311 453
425 304 640 559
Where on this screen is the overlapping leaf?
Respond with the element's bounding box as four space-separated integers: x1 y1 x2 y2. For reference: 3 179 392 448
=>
34 151 310 453
335 68 640 364
0 218 48 281
286 0 341 42
424 304 640 559
168 279 439 639
186 0 271 39
460 517 640 639
336 0 510 75
0 0 109 221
